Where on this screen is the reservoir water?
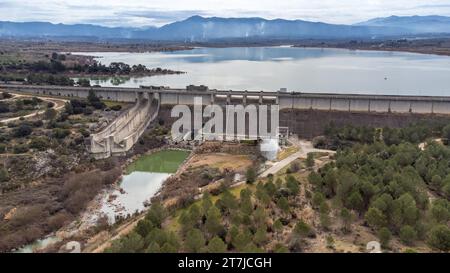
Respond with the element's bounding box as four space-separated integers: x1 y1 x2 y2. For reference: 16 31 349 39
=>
73 46 450 96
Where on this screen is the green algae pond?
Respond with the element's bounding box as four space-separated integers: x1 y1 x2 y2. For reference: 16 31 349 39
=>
126 149 191 174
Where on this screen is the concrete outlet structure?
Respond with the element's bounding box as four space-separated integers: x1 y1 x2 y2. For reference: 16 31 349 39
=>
89 92 160 159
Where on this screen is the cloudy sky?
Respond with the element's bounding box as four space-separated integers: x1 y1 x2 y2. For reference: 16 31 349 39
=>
1 0 450 27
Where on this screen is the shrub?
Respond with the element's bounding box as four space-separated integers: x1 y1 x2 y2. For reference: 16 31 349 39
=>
53 128 70 139
83 107 93 115
428 225 450 252
400 225 418 245
0 144 6 154
47 212 72 230
43 108 57 120
79 128 90 138
293 220 315 238
13 124 32 137
306 153 315 168
289 162 300 173
29 136 50 151
110 105 122 111
0 103 9 113
0 167 9 182
378 227 392 248
13 144 29 154
32 120 44 127
246 166 257 184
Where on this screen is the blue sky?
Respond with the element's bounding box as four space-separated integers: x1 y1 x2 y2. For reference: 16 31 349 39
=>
1 0 450 27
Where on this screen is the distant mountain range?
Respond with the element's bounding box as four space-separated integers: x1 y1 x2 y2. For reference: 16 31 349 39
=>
355 15 450 34
1 15 450 41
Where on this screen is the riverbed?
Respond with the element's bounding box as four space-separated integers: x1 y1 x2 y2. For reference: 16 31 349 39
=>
15 149 190 253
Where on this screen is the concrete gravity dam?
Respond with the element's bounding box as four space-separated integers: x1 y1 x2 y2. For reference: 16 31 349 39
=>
3 83 450 158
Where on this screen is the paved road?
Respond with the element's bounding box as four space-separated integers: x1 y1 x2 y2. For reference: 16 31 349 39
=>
260 138 335 177
0 93 67 124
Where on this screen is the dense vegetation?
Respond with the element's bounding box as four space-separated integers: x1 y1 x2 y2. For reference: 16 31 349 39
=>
106 119 450 253
106 173 311 253
314 121 449 150
1 52 184 86
308 141 450 251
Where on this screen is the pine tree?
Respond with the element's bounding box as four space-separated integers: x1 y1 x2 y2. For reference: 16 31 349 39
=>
286 175 300 196
189 204 202 226
246 166 257 184
178 211 193 235
185 228 206 253
428 225 450 252
347 191 364 213
240 195 254 216
399 225 418 245
135 219 154 238
264 181 277 197
273 243 289 253
146 202 167 228
293 220 314 239
277 197 290 215
253 207 266 227
232 228 252 251
145 242 161 253
207 236 227 253
365 207 387 230
378 227 392 248
340 208 353 232
253 226 268 246
202 192 213 214
226 225 239 245
306 153 315 168
160 242 178 253
273 219 283 232
205 206 223 237
118 232 144 253
220 190 238 213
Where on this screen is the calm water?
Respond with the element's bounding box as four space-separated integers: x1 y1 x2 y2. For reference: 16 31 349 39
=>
74 47 450 96
100 150 189 223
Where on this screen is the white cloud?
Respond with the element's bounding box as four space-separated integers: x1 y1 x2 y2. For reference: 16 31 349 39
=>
1 0 450 27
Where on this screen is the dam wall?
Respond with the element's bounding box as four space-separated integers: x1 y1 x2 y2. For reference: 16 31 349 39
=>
4 84 449 154
3 84 450 115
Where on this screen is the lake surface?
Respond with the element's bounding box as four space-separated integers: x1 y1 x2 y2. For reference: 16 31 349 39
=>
74 47 450 96
99 149 189 223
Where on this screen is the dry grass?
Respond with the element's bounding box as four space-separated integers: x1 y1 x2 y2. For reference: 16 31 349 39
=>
277 146 300 161
189 153 253 173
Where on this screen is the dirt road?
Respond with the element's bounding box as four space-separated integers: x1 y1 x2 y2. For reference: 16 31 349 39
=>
260 138 335 177
0 93 68 124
